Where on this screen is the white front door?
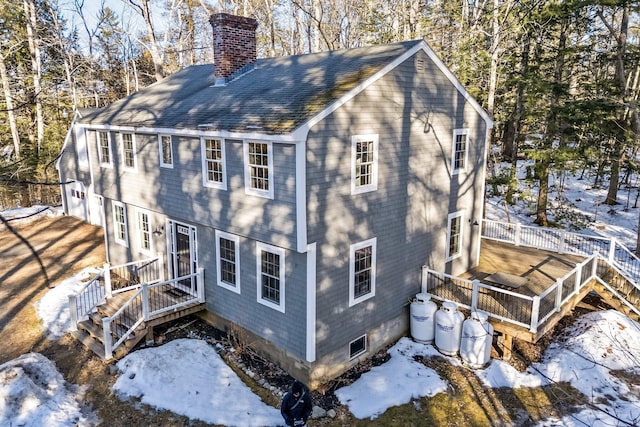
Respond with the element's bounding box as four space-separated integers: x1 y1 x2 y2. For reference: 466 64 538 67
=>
167 221 198 296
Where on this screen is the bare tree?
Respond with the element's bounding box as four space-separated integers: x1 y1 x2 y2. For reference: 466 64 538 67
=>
23 0 45 155
121 0 166 81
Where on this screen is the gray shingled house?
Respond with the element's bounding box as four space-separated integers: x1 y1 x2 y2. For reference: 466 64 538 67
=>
57 13 493 387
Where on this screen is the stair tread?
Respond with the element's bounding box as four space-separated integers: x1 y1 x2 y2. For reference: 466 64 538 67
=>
71 329 107 359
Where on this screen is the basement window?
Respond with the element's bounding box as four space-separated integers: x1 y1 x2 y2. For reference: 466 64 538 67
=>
349 335 367 359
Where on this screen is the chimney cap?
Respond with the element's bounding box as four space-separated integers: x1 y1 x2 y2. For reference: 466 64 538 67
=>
209 13 258 30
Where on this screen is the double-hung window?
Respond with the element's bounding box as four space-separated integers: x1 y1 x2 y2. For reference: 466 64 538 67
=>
349 237 377 306
120 133 137 172
136 208 152 255
201 138 226 189
97 131 112 167
446 211 464 261
159 135 173 168
256 242 285 312
216 230 240 294
351 134 378 194
112 201 128 247
244 141 273 199
452 129 468 174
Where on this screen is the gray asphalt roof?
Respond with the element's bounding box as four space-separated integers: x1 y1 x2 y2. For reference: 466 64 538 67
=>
79 40 423 134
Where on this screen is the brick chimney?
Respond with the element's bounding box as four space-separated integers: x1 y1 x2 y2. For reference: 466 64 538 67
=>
210 13 258 86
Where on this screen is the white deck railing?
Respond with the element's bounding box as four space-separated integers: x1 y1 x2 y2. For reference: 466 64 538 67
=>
422 254 600 333
103 268 205 359
69 256 162 331
482 219 640 284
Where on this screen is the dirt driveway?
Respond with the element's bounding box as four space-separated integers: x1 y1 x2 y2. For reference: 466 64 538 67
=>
0 214 221 426
0 214 105 364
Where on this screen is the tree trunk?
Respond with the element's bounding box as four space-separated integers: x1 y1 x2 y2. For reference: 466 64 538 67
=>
535 13 568 226
23 0 44 155
602 4 630 205
534 158 550 226
0 55 21 158
124 0 164 81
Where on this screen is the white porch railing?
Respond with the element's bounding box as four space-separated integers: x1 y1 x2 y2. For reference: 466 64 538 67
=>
103 256 162 296
422 254 599 333
103 268 205 359
69 256 162 331
482 219 640 283
68 271 105 331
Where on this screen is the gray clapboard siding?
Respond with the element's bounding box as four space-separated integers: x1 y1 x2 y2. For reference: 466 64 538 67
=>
201 227 309 357
88 131 299 250
307 50 487 358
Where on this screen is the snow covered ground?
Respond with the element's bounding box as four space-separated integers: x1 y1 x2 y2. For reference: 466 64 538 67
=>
2 168 640 426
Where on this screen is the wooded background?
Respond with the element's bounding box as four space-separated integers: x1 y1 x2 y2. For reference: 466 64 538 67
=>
0 0 638 232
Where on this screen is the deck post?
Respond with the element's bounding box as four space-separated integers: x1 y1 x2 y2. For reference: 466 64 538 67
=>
471 280 480 309
592 254 599 278
142 283 150 321
197 268 205 303
530 296 540 333
514 223 521 246
558 231 566 254
103 318 113 360
498 334 513 361
69 295 78 331
574 265 582 294
421 266 428 294
104 262 113 298
555 280 563 311
608 238 616 263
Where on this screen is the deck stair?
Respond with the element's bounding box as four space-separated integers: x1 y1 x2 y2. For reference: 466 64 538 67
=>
593 263 640 321
68 258 205 361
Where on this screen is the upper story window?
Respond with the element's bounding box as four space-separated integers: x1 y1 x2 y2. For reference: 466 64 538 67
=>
446 211 464 261
256 241 285 313
97 131 112 168
136 208 152 255
215 230 240 294
244 141 274 199
120 132 137 172
349 237 377 307
159 135 173 168
351 134 378 195
201 138 227 190
112 201 128 247
452 129 469 174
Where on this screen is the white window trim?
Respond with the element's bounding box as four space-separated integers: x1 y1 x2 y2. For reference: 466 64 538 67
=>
201 137 227 190
256 241 285 313
135 207 153 256
350 134 379 195
112 201 128 247
215 230 241 294
451 128 469 175
243 141 274 199
97 131 112 168
119 132 138 172
349 334 367 359
446 211 464 261
159 134 173 168
348 237 377 307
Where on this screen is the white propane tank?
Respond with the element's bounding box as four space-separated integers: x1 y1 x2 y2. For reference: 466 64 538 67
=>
460 311 494 369
410 293 438 343
434 301 465 356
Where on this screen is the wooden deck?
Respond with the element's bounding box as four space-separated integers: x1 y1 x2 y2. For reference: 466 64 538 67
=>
463 239 587 296
456 239 593 355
